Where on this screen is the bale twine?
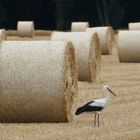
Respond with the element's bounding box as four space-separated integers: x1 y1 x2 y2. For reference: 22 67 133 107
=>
118 31 140 62
86 26 115 55
71 22 89 32
0 29 6 41
51 32 101 83
17 21 34 37
0 41 78 122
128 22 140 30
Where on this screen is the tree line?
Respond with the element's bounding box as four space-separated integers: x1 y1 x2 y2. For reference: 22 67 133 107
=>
0 0 140 30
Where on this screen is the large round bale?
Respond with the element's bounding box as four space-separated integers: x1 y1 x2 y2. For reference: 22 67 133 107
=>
34 30 52 40
71 22 89 32
51 32 101 83
86 26 115 55
5 30 18 36
35 30 52 36
0 29 6 41
128 22 140 30
118 31 140 62
17 21 34 37
6 36 50 41
0 41 78 123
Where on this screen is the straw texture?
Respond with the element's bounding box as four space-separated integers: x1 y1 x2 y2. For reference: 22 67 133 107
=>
86 26 115 55
51 32 101 83
6 36 35 41
17 21 34 37
6 36 51 41
0 41 78 122
6 30 51 41
0 29 6 41
71 22 89 32
35 30 52 36
128 22 140 30
5 30 18 36
34 30 52 40
118 31 140 62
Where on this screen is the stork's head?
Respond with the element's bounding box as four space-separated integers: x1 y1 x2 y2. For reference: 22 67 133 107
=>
103 85 116 96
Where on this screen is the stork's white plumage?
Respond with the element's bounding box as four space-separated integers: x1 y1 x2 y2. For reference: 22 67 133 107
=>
75 85 117 127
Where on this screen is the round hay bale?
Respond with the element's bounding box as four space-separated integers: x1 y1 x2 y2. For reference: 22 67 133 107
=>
51 32 101 83
34 30 52 40
17 21 34 37
128 22 140 30
33 36 51 40
71 22 89 32
6 36 33 41
118 31 140 62
0 41 78 122
6 36 51 41
5 30 18 36
35 30 52 36
86 26 115 55
0 29 6 41
112 34 119 56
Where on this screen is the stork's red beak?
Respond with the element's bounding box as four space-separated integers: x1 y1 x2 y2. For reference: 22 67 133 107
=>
108 88 117 96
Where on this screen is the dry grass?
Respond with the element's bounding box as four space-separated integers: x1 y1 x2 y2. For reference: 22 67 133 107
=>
0 55 140 140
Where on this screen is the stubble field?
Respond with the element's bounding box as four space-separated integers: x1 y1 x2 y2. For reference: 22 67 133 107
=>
0 55 140 140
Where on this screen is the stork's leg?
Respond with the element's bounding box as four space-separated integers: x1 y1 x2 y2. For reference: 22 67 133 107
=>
94 113 97 127
97 113 100 128
101 114 105 125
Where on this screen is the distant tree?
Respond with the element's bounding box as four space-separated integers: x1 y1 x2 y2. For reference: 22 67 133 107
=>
107 0 124 28
0 2 7 28
95 0 124 28
95 0 105 26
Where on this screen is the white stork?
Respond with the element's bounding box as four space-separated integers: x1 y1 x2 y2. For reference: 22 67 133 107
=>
75 85 117 127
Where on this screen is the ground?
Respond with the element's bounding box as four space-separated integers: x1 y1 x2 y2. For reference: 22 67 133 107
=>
0 55 140 140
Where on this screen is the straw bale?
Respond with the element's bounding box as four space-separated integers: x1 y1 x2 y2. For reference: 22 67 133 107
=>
33 30 52 40
128 22 140 30
51 32 101 83
112 34 119 56
6 30 51 41
35 30 52 36
0 29 6 41
33 36 51 40
86 26 115 55
118 31 140 62
6 36 51 41
6 36 35 41
0 41 78 122
17 21 34 37
71 22 89 32
5 30 18 36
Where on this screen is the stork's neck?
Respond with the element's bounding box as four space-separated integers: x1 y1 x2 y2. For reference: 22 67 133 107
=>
104 90 110 100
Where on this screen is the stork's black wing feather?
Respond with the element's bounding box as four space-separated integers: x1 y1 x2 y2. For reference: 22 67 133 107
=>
75 101 94 115
75 100 103 115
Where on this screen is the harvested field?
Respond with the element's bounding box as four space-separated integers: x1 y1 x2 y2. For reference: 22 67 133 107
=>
0 55 140 140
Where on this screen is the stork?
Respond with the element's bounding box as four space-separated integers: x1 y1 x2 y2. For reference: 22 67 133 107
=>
75 85 117 127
